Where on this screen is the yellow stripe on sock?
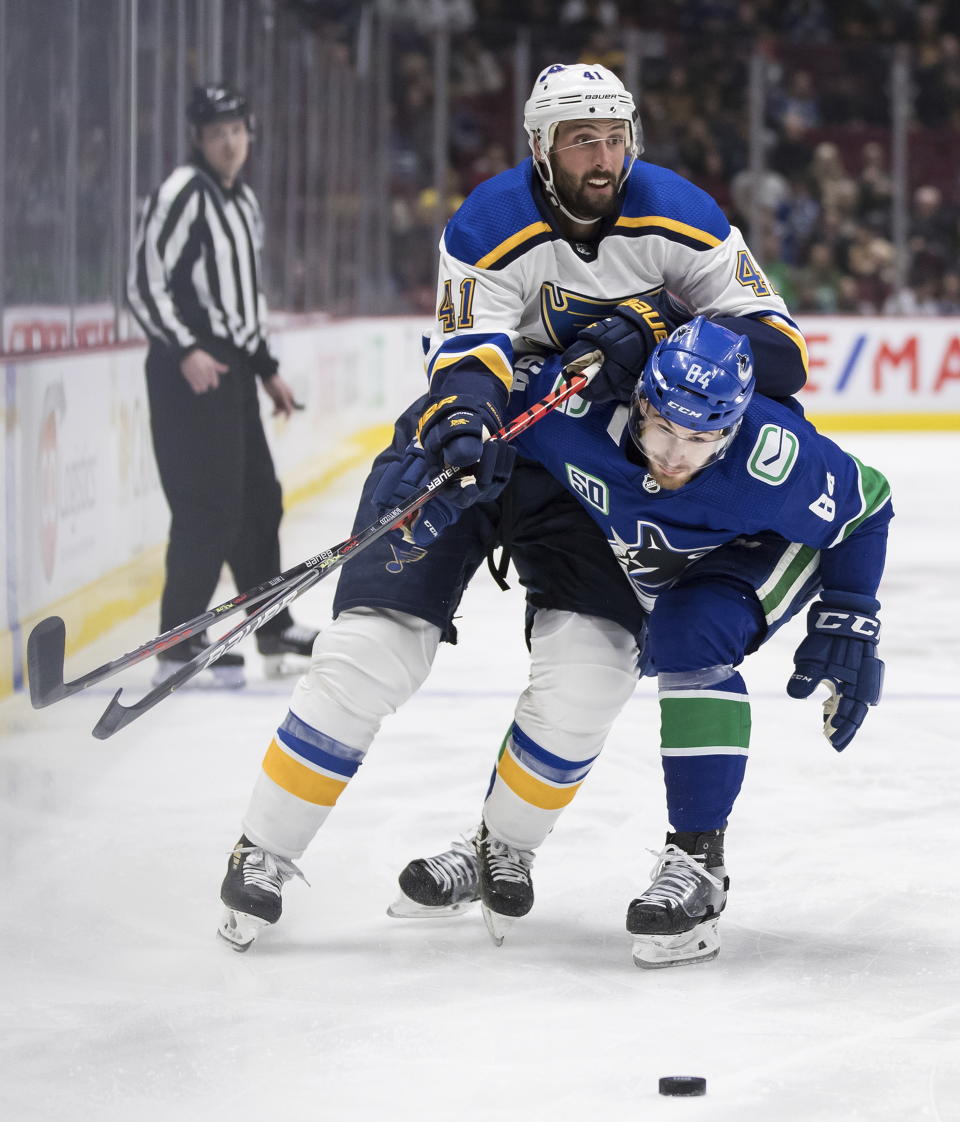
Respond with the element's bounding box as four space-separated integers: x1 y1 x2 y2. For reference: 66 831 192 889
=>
496 749 581 811
261 738 348 807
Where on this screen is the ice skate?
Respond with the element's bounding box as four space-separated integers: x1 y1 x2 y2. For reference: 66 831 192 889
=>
626 830 728 969
256 622 319 678
388 831 480 918
476 822 535 946
152 632 245 689
218 835 306 952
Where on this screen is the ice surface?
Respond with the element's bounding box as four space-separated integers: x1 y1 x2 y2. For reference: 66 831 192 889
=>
1 432 958 1122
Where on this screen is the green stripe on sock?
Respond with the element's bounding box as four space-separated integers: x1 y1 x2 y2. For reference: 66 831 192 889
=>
660 695 752 750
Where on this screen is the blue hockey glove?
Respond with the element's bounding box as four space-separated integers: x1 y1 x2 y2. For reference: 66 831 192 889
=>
416 393 506 469
560 292 690 403
373 437 515 548
786 592 884 751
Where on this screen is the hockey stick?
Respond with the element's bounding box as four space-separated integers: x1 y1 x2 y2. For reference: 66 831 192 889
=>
27 357 599 734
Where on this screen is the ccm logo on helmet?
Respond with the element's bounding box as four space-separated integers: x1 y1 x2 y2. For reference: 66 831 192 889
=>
667 402 705 418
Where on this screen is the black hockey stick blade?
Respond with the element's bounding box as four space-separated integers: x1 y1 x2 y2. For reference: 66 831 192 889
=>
91 567 324 739
26 616 68 707
23 543 351 711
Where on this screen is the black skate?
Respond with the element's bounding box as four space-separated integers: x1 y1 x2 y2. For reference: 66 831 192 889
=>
626 829 729 969
387 832 480 918
477 822 535 946
152 631 245 689
256 622 319 678
218 835 306 952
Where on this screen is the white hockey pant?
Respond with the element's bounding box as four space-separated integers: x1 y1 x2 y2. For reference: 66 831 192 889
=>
483 609 640 851
242 607 440 858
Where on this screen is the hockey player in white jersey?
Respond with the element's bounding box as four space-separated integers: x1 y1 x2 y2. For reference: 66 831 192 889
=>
387 317 891 965
218 63 809 951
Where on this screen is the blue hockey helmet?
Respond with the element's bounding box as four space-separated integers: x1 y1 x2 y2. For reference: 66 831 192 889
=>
629 316 754 471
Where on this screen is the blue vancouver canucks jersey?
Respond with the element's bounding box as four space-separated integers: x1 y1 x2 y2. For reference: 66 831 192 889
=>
508 355 893 611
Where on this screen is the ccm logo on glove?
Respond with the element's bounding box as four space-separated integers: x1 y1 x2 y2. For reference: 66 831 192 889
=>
812 610 880 638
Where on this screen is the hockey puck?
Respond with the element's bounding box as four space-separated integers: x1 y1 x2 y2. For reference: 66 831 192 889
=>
659 1075 706 1097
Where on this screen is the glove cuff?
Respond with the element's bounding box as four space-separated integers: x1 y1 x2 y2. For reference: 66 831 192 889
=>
819 589 880 614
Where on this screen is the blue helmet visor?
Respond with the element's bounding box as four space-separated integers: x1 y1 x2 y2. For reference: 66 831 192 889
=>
628 393 741 476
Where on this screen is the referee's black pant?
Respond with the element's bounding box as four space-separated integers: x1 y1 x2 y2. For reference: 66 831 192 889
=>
145 341 291 639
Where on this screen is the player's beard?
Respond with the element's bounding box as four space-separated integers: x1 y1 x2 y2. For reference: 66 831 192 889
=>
550 161 621 220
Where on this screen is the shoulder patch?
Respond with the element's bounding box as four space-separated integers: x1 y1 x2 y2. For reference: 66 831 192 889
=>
746 424 799 485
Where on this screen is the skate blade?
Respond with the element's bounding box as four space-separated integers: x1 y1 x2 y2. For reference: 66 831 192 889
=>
481 904 518 947
152 664 246 690
262 653 311 679
630 918 720 969
217 907 269 952
386 890 478 919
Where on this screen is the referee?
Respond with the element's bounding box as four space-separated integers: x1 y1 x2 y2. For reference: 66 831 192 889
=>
128 83 317 687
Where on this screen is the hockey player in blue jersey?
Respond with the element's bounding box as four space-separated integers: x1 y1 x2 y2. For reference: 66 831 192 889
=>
387 316 890 966
218 63 811 952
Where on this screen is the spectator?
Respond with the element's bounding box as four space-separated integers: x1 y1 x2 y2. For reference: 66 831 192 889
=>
771 68 821 128
768 110 815 180
937 271 960 313
793 241 844 313
846 225 895 312
777 177 821 265
908 184 957 285
856 140 893 234
809 141 857 215
450 34 505 97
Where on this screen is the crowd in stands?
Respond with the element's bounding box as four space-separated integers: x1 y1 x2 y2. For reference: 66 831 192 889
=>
7 0 960 331
302 0 960 316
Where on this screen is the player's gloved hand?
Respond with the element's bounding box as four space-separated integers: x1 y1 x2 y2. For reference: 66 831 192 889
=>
786 592 884 751
373 437 516 548
416 393 506 469
560 292 690 403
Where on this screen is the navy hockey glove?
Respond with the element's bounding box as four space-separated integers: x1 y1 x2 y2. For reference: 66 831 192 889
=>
373 437 515 548
560 293 690 403
416 393 506 469
786 592 884 751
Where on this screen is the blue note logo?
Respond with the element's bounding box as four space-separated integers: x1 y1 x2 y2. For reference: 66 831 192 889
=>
385 540 429 574
539 284 633 349
747 425 799 485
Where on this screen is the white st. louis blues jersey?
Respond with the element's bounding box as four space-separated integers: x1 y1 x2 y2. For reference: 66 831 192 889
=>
424 157 808 398
509 356 893 613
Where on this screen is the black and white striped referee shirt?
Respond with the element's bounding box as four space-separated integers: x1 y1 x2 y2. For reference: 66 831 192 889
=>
127 160 278 375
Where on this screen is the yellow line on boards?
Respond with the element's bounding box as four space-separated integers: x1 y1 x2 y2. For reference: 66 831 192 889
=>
804 413 960 431
0 424 394 702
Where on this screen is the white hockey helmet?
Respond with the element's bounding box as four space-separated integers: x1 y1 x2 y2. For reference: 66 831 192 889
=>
524 63 642 222
524 64 641 158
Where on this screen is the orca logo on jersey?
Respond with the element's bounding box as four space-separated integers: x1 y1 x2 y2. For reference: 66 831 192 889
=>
607 521 715 609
